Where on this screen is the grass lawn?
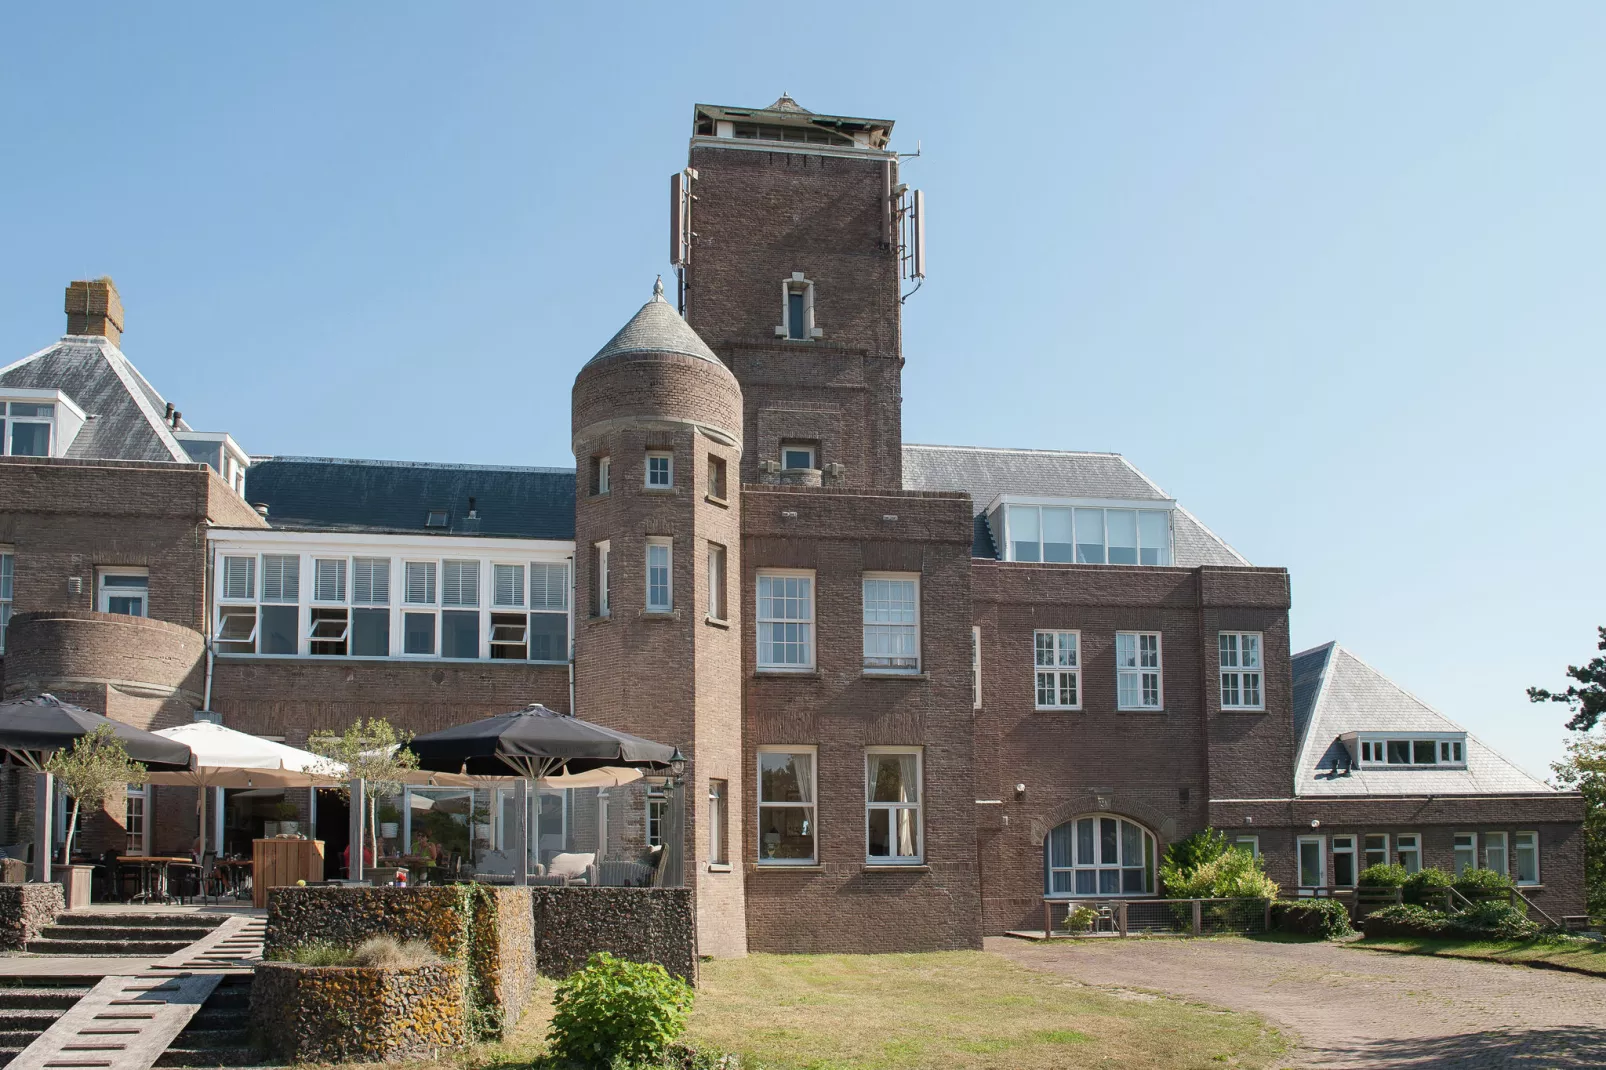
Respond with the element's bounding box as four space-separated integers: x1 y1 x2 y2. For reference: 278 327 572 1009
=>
1351 934 1606 977
492 950 1287 1070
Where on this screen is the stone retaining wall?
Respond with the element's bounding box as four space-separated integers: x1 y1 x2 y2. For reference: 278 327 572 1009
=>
530 886 697 984
0 883 63 950
251 961 465 1062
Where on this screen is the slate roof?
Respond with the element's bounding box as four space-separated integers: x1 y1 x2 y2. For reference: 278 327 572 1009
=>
1292 642 1555 797
587 281 723 368
242 456 576 540
901 444 1249 566
0 336 191 462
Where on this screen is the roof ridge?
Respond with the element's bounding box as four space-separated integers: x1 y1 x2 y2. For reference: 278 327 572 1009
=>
1173 503 1250 566
93 339 191 463
0 338 67 379
902 443 1128 459
253 455 577 475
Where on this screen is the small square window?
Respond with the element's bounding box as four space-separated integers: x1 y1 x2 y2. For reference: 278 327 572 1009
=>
646 451 673 489
425 509 449 528
781 443 816 471
707 455 727 500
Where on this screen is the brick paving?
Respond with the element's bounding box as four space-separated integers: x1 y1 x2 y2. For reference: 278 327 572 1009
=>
988 936 1606 1068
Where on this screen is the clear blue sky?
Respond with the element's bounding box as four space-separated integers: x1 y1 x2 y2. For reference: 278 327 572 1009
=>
3 3 1602 779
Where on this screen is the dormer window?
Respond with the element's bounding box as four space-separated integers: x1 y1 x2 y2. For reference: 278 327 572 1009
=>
1353 734 1466 768
425 509 449 528
776 274 821 341
994 501 1173 566
4 403 53 456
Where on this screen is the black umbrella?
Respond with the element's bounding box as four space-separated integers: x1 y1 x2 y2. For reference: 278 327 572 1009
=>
408 703 682 779
0 694 194 772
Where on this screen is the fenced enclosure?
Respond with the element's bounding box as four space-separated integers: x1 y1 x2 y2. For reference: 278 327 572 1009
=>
1040 897 1271 938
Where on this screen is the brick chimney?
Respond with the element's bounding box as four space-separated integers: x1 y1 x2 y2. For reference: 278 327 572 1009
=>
64 278 124 345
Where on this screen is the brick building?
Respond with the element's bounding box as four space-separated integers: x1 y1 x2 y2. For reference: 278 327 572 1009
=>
0 96 1584 950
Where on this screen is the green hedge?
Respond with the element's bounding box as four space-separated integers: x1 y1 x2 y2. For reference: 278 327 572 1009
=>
1363 901 1540 941
1271 899 1354 939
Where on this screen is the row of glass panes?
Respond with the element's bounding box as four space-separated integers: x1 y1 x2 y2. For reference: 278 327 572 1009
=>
1004 505 1172 566
1356 737 1467 767
1032 630 1263 710
1295 831 1539 888
755 573 920 673
220 554 567 609
757 747 923 865
0 402 53 457
216 602 570 661
1045 816 1157 896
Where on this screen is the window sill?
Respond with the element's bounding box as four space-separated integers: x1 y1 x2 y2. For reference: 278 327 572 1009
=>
863 864 928 873
1034 706 1084 713
1220 706 1267 714
862 671 927 680
752 863 823 871
704 494 729 509
707 863 733 873
704 616 730 630
640 609 680 621
1117 707 1166 713
586 614 612 627
588 491 609 499
753 668 821 678
642 486 680 495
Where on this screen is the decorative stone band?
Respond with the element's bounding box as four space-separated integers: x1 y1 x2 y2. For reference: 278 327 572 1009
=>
572 415 742 453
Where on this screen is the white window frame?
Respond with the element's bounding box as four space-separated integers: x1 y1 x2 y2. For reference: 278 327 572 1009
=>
999 502 1173 567
971 626 982 710
1331 834 1357 887
97 568 149 617
1363 833 1389 870
1452 832 1478 876
706 542 726 622
312 558 347 604
0 551 10 654
124 782 149 855
1 400 56 457
596 456 610 495
1045 815 1157 898
757 745 817 866
864 747 923 865
708 779 728 866
1356 734 1466 768
780 443 816 471
1483 831 1508 877
1218 631 1264 710
596 541 610 618
862 573 920 674
1395 832 1422 874
1514 831 1540 885
646 784 667 847
1234 835 1260 858
1297 835 1327 891
775 273 821 340
492 563 526 609
1115 631 1162 710
401 560 439 658
645 537 672 613
645 451 674 489
756 570 814 672
1034 630 1081 710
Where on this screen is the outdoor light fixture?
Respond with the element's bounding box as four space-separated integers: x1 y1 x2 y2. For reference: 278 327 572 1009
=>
1310 819 1321 828
669 748 687 778
1014 783 1026 798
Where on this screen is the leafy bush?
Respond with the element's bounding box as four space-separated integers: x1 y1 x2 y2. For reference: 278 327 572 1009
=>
1453 867 1515 899
1162 840 1279 900
1357 863 1409 888
547 952 694 1069
1402 867 1454 905
1060 905 1099 933
1162 828 1231 877
1447 901 1538 940
1362 903 1449 938
1272 899 1355 939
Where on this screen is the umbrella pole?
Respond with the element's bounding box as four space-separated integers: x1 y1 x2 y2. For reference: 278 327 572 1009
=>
197 781 207 862
34 771 53 884
348 778 366 882
514 778 529 886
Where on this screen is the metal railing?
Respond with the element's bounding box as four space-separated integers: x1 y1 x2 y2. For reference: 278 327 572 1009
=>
1041 897 1271 939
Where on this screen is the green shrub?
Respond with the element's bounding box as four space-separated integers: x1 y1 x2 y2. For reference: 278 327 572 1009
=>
1452 867 1515 899
1272 899 1355 939
1402 867 1454 905
547 952 694 1069
1162 842 1279 900
1059 905 1099 933
1357 863 1409 888
1162 828 1230 879
1363 903 1450 938
1447 900 1538 940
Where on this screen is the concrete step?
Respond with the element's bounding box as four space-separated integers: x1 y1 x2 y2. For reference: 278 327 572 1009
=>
154 1045 262 1067
35 926 216 943
0 1018 56 1037
51 914 227 930
0 1047 22 1068
0 990 84 1010
23 938 194 956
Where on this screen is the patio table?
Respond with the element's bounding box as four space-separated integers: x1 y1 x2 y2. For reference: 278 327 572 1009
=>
117 855 193 904
215 858 253 899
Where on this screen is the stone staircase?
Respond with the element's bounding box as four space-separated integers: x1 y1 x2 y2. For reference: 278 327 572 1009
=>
153 976 262 1068
26 915 228 957
0 977 94 1066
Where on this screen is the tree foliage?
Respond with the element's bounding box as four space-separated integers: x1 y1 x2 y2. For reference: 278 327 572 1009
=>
1160 827 1279 899
1529 625 1606 732
43 725 148 865
1551 732 1606 917
308 718 419 860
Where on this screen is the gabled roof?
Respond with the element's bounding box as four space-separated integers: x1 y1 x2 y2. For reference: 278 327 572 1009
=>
1292 642 1554 796
0 336 191 462
240 457 576 540
587 281 723 368
901 443 1248 566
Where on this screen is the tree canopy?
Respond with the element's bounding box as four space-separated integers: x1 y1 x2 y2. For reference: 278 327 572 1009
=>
1529 625 1606 732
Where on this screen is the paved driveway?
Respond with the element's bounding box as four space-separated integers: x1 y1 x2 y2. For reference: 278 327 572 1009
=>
988 936 1606 1068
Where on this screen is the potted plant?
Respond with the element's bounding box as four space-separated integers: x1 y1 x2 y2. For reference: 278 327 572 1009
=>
45 725 148 908
274 801 302 837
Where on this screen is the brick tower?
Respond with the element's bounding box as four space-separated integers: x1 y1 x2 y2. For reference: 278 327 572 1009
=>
679 97 906 491
571 280 747 957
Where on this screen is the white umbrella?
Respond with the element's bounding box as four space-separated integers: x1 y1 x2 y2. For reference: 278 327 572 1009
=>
147 721 348 859
539 765 644 790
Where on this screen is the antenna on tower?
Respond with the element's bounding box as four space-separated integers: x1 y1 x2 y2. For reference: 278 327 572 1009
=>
895 184 925 302
669 167 697 313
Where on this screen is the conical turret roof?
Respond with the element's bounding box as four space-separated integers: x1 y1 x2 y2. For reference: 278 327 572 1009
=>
587 278 721 367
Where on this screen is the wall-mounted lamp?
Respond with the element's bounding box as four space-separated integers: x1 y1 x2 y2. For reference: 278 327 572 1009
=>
1013 783 1026 799
1309 819 1321 829
669 749 687 778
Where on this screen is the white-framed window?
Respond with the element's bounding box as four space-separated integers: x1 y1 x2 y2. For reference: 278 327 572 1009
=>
1357 735 1466 767
706 543 726 621
1332 834 1356 886
1034 630 1081 709
646 451 673 489
403 560 438 656
1363 833 1388 870
98 569 148 617
2 401 55 457
124 782 148 855
528 562 568 662
775 273 820 340
0 552 13 654
596 456 611 495
707 454 727 500
350 557 391 657
646 538 672 612
1234 835 1260 858
646 784 667 847
1218 632 1263 709
1452 833 1478 876
438 561 480 658
1484 831 1508 876
313 558 347 603
1395 832 1422 874
757 746 815 864
1002 503 1172 566
708 779 728 866
263 554 300 603
1116 631 1162 709
492 563 525 609
971 626 982 710
862 574 919 673
865 748 922 864
1046 815 1156 896
1514 832 1539 885
781 443 816 470
595 541 610 618
222 555 255 602
756 571 813 671
1298 835 1326 889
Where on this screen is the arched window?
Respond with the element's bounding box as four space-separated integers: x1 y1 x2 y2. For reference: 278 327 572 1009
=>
1045 815 1157 897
